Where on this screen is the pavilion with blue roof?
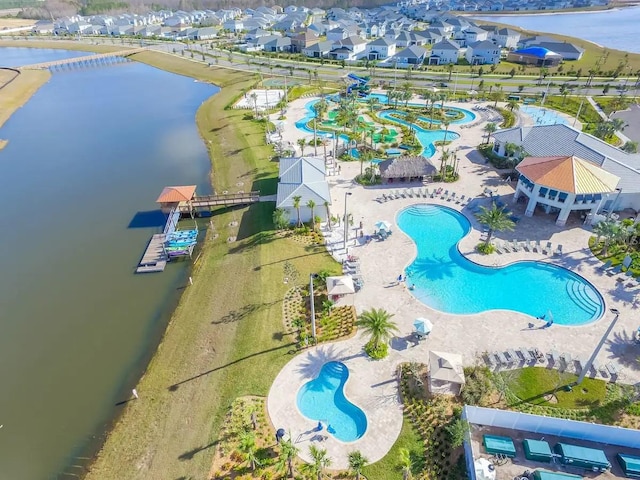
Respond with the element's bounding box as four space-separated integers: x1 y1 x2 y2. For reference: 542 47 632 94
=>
507 46 563 66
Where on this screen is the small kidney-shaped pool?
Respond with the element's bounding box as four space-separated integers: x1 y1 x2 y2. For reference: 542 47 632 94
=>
398 204 605 325
296 361 367 442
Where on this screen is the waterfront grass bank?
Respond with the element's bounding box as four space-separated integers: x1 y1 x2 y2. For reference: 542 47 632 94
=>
0 68 50 150
83 52 338 479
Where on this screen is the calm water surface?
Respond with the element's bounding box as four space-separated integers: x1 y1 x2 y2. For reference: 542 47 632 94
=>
474 6 640 53
0 48 217 479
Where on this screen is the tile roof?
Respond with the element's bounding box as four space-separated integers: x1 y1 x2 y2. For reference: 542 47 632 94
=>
517 156 620 194
156 185 197 203
494 124 640 192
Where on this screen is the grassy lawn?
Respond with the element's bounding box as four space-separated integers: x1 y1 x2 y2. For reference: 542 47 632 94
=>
0 69 50 130
588 237 640 277
502 368 606 409
84 53 339 479
362 416 423 480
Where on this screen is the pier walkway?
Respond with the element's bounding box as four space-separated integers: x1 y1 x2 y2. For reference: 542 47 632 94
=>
17 48 147 71
136 206 179 274
179 191 260 213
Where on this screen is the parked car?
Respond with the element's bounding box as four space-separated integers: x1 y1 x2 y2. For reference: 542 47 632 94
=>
438 82 448 88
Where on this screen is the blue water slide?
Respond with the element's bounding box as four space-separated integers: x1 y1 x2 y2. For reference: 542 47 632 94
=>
347 73 369 85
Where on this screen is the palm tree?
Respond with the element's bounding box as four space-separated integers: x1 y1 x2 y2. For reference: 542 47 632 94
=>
324 200 332 230
483 122 497 144
405 110 418 135
356 308 399 350
593 219 623 256
446 63 454 81
307 199 316 229
276 437 299 478
398 448 413 480
293 195 302 227
366 95 379 113
506 99 520 113
301 445 331 480
348 450 369 480
441 119 451 144
297 138 307 156
401 81 413 106
238 431 260 471
475 203 516 246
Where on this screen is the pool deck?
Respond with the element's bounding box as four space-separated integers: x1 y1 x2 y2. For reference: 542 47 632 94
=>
267 98 640 470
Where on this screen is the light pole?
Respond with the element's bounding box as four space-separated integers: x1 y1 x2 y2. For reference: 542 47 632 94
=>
309 273 318 342
343 192 352 251
577 308 620 385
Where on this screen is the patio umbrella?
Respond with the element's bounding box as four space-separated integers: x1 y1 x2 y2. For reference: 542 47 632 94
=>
413 318 433 335
374 220 392 231
474 458 496 480
427 86 440 93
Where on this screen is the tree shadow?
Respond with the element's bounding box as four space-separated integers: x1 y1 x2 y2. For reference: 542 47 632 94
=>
178 439 220 461
295 345 364 382
168 342 294 392
212 302 275 325
606 330 640 370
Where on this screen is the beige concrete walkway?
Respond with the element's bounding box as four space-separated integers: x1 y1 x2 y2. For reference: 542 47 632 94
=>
267 95 640 470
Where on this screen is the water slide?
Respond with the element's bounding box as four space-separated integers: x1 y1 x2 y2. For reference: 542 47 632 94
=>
346 73 370 96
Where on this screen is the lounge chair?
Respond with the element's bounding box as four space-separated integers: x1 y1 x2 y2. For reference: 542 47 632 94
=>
439 189 448 200
554 244 563 256
423 188 430 198
560 353 573 370
512 240 522 252
407 188 413 198
494 241 505 254
608 264 622 276
591 360 600 376
458 194 466 205
543 241 552 255
599 259 612 271
535 240 542 253
530 348 545 363
506 349 518 364
606 363 619 377
524 239 532 251
517 347 533 363
449 192 457 202
496 351 509 365
548 350 560 365
485 353 496 367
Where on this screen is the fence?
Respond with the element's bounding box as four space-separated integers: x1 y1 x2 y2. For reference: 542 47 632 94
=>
465 405 640 448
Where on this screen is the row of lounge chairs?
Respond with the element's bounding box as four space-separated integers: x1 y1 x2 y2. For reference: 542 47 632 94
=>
487 349 620 379
599 259 640 288
375 188 471 206
494 239 563 256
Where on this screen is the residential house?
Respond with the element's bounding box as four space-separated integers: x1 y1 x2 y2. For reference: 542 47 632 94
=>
429 39 461 65
330 35 367 60
429 19 454 35
264 36 291 52
222 19 244 32
276 157 331 224
419 29 444 45
391 45 428 65
187 27 218 40
327 25 359 42
394 31 428 48
291 30 318 52
494 27 520 49
366 37 397 60
464 25 489 44
302 40 334 58
245 28 271 41
465 39 500 65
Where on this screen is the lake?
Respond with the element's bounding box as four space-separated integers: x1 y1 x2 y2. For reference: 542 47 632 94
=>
473 6 640 53
0 48 217 479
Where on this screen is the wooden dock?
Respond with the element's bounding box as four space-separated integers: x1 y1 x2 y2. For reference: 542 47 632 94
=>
136 233 168 273
179 191 260 213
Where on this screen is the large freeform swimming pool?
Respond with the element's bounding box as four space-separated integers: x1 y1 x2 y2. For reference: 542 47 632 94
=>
398 205 605 325
296 361 367 442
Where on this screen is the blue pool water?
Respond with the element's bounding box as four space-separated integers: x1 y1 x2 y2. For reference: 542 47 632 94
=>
398 204 605 325
521 105 569 126
377 110 461 157
296 361 367 442
294 95 475 158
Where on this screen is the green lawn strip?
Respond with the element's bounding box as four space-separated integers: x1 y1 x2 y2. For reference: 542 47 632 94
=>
362 416 423 480
502 368 606 409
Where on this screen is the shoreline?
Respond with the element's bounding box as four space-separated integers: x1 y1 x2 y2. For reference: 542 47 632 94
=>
463 2 639 16
0 67 51 150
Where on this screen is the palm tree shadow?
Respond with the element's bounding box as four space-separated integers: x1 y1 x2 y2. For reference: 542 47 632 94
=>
606 331 640 370
408 256 456 281
295 345 365 383
178 439 221 461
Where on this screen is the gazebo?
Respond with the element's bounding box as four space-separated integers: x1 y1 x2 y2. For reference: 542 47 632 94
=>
428 351 465 396
326 275 355 302
514 156 620 226
378 155 437 183
156 185 197 214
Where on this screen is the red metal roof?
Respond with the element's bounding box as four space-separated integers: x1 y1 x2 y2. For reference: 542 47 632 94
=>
156 185 197 203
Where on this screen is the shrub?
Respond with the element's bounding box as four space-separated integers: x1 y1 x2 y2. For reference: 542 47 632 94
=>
476 242 495 255
364 340 388 359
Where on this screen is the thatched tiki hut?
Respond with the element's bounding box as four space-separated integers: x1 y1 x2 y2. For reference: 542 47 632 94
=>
378 156 437 183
